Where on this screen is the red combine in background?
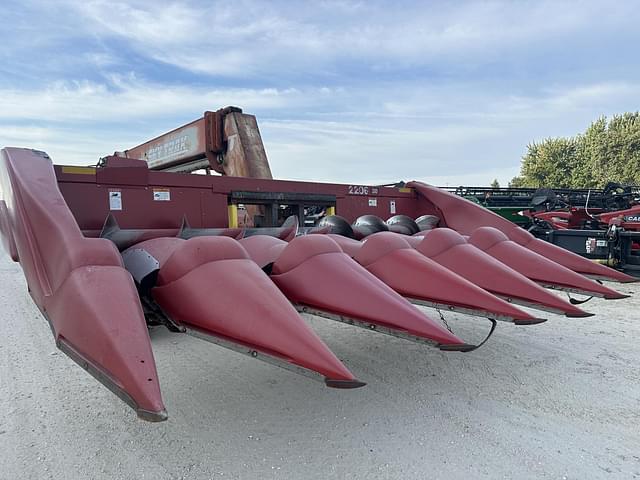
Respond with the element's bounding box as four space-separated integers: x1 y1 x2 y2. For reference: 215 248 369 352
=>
0 107 634 421
521 184 640 270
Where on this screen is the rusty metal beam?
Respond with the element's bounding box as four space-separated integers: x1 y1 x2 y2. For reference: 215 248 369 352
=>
113 107 242 174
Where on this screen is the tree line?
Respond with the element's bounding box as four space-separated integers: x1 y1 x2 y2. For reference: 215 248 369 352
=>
508 112 640 188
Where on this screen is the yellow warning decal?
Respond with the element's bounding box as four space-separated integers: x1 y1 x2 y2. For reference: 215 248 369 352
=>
62 166 96 175
398 187 413 193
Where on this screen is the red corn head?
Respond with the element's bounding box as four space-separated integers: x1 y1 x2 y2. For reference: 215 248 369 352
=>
267 235 470 350
414 229 593 317
353 232 543 324
507 227 638 283
130 236 362 387
468 227 629 299
239 234 288 268
45 265 168 421
407 181 637 283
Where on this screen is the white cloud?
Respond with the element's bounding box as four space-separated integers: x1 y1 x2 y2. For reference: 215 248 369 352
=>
0 77 312 123
2 77 639 186
61 0 640 77
1 0 639 187
0 124 128 165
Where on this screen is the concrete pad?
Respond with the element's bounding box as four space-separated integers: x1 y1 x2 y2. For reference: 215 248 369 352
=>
0 254 639 479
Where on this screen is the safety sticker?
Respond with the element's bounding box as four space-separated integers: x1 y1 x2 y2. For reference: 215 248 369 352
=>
153 188 171 201
390 200 396 214
109 190 122 211
368 198 377 207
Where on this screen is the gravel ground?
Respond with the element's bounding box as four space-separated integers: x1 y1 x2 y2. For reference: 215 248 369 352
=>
1 252 639 480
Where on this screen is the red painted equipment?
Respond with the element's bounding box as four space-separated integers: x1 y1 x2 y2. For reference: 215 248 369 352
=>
0 148 166 421
408 181 637 283
413 229 591 317
321 232 542 324
112 107 271 177
241 235 471 350
0 107 633 421
0 199 18 261
123 236 361 387
467 227 628 299
525 201 640 233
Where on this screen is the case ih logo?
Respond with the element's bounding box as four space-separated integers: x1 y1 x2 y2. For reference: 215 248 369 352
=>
624 215 640 222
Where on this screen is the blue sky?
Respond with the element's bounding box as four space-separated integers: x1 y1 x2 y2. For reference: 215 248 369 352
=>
1 0 639 186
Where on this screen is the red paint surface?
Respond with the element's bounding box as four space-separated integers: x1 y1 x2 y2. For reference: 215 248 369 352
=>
142 236 356 382
415 229 591 317
270 235 465 346
468 227 626 299
408 181 636 282
0 148 165 418
353 232 538 323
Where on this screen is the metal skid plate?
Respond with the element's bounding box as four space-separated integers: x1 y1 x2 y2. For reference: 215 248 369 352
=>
407 298 546 325
295 305 439 347
184 326 365 388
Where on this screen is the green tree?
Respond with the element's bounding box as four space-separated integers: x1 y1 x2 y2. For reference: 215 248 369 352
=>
508 175 526 187
514 112 640 188
517 137 580 188
490 178 500 188
578 113 640 187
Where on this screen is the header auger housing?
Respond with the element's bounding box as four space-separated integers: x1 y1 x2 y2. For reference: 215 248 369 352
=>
0 107 634 421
